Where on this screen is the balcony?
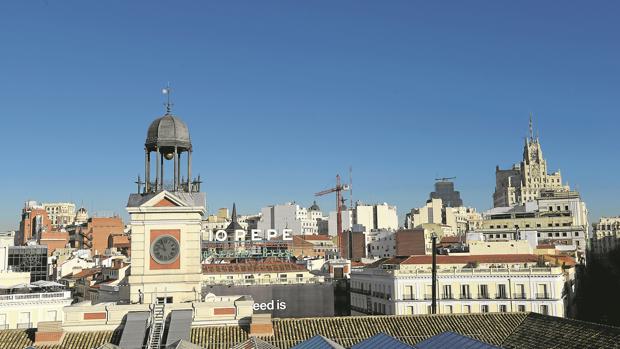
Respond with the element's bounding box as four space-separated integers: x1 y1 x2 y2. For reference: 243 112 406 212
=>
496 293 509 300
0 291 71 303
402 295 416 301
350 288 372 296
17 322 32 329
350 305 385 315
0 324 8 330
513 293 527 300
536 293 551 300
441 294 455 300
202 277 324 287
460 294 472 300
477 294 491 300
424 294 434 300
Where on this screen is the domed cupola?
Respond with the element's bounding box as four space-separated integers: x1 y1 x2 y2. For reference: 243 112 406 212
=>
140 85 199 194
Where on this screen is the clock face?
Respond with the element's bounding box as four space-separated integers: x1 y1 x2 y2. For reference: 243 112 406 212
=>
150 235 180 264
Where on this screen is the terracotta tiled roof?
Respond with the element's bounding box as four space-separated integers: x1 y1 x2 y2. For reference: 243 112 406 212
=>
440 236 462 244
203 262 308 274
502 312 620 349
70 268 101 279
1 313 619 349
536 244 556 249
0 329 121 349
301 235 332 241
543 255 576 267
192 313 526 348
111 235 130 247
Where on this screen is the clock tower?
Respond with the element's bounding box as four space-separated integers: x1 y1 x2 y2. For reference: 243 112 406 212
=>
126 104 205 304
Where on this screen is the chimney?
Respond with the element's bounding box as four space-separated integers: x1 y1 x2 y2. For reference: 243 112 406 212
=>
249 314 274 337
34 321 64 345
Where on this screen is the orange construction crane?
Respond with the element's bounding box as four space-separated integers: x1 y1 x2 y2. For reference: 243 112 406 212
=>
315 174 350 257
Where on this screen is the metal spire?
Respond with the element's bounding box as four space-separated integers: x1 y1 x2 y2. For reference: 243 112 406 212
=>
529 112 534 140
162 83 174 115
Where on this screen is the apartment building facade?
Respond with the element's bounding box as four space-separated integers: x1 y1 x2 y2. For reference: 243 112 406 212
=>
350 254 572 318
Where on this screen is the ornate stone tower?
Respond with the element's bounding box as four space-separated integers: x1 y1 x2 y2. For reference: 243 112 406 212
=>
127 104 205 304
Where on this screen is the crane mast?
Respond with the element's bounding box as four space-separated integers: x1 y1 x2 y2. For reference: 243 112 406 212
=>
315 174 350 257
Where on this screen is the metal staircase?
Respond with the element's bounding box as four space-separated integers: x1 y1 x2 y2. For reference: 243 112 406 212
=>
145 301 166 349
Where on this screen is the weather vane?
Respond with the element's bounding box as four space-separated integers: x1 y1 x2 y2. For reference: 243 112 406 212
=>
162 82 173 114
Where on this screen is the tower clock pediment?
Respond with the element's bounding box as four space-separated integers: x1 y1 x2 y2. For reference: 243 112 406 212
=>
141 191 187 208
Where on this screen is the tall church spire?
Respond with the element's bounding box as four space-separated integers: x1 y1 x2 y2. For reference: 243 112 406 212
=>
231 202 237 223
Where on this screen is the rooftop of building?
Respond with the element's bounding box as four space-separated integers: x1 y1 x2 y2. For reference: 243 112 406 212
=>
1 312 618 349
203 262 308 274
371 254 542 267
300 235 332 241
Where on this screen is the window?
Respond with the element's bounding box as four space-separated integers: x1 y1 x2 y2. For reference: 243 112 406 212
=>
404 285 414 300
479 285 489 299
445 305 453 314
464 305 471 313
442 285 452 299
562 232 567 237
537 284 548 299
540 305 549 315
406 306 414 315
518 305 526 312
499 305 507 312
515 284 525 299
461 285 470 299
498 284 507 299
481 305 489 313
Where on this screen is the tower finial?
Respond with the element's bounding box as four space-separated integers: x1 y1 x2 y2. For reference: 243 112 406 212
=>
529 112 534 140
162 82 174 115
231 203 237 223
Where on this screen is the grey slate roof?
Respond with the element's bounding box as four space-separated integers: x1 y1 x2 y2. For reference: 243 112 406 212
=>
231 337 280 349
146 114 191 149
166 339 203 349
127 191 206 208
351 333 414 349
291 335 345 349
414 331 500 349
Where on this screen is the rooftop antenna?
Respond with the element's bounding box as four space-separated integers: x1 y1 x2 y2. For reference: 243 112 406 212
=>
162 82 173 114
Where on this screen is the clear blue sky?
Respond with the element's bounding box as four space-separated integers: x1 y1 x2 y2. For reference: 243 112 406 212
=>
1 1 618 230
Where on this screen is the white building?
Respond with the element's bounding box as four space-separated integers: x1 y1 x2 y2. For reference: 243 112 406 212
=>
477 190 588 259
43 202 76 227
0 272 72 329
350 254 573 318
591 217 620 255
328 202 398 236
493 118 570 207
258 202 323 235
366 230 396 259
406 198 481 235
